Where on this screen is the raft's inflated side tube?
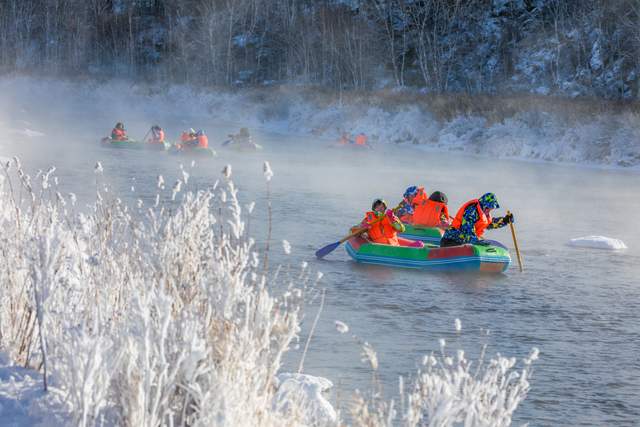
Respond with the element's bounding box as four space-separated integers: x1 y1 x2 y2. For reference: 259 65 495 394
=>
398 224 444 244
168 146 216 157
345 235 510 273
101 137 168 151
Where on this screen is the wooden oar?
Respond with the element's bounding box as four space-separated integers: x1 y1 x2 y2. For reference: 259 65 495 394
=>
507 210 524 272
315 205 401 259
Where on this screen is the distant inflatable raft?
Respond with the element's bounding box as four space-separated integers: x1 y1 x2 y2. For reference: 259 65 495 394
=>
168 145 216 157
345 235 511 273
100 137 168 151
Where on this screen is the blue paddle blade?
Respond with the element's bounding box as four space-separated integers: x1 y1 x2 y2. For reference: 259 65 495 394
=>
315 241 340 259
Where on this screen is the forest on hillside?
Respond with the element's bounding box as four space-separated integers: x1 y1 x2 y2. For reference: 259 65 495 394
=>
1 0 639 99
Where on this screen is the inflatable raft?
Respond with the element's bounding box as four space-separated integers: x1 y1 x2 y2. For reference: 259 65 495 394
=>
168 145 216 157
221 138 262 151
328 142 372 150
100 137 167 151
345 235 511 273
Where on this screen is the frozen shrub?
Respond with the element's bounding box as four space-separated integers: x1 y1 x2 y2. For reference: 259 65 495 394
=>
0 159 307 426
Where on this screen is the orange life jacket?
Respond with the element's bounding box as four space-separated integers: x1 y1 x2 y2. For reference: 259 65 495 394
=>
413 188 428 204
197 134 208 148
150 129 165 144
111 128 126 141
363 211 399 246
354 134 367 146
451 199 491 238
180 132 195 143
413 200 449 227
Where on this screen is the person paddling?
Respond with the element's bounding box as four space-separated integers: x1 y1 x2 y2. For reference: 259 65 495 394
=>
181 129 208 149
177 128 197 149
440 192 513 247
148 125 165 144
111 122 128 141
194 130 208 148
361 199 423 247
354 133 368 146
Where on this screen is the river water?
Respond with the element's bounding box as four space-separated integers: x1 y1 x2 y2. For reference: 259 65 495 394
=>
2 92 640 426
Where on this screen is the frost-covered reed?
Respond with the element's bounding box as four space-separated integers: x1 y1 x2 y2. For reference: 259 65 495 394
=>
0 157 309 426
342 320 539 427
0 157 538 426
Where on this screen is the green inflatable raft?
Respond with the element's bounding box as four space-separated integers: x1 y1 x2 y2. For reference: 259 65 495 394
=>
345 235 511 273
168 145 216 157
100 137 168 151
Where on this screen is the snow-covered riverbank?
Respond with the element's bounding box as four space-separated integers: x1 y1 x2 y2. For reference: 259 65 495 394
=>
1 76 639 168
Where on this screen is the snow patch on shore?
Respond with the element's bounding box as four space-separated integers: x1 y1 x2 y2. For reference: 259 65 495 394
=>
0 352 69 426
568 236 628 250
10 128 46 138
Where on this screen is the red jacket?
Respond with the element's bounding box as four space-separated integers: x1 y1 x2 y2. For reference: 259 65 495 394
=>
197 134 208 148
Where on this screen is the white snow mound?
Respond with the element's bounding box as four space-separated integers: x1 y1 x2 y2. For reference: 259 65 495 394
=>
274 373 336 424
567 236 627 250
0 352 69 426
9 128 46 138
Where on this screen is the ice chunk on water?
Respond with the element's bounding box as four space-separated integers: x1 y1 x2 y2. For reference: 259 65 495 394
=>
274 373 336 424
10 128 45 138
567 236 627 250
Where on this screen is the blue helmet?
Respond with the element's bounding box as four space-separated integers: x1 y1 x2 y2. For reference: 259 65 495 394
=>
478 193 500 210
403 186 418 199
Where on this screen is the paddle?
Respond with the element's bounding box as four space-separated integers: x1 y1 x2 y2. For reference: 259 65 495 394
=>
222 135 234 146
315 204 401 259
507 210 524 272
141 128 151 143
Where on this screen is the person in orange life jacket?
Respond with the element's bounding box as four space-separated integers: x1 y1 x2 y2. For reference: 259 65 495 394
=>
412 191 452 228
179 128 197 148
396 186 428 223
360 199 424 247
181 129 207 149
148 125 165 144
195 130 208 148
354 133 368 146
111 122 127 141
180 128 196 142
440 192 513 247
